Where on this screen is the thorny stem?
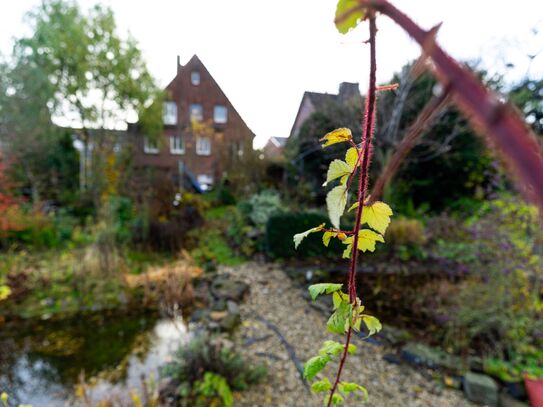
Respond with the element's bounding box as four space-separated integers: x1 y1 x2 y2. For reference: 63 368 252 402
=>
327 12 378 407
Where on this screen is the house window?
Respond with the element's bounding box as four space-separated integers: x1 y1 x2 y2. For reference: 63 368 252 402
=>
143 136 159 154
191 71 200 85
190 104 203 121
170 135 184 154
196 136 211 156
163 101 177 125
213 105 228 124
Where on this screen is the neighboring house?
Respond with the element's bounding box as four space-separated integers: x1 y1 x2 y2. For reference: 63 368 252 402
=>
289 82 360 139
262 136 288 161
131 55 255 191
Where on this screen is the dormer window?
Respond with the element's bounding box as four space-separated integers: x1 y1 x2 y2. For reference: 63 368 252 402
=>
191 71 200 86
213 105 228 124
163 101 177 125
190 104 203 121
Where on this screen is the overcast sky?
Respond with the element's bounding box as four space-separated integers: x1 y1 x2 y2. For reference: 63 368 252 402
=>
1 0 542 148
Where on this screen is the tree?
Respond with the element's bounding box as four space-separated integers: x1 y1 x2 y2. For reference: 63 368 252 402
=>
13 0 162 207
510 78 543 136
0 58 78 205
288 63 497 212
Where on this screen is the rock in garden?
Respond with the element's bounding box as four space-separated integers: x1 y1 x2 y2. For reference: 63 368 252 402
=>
463 372 498 407
210 274 249 301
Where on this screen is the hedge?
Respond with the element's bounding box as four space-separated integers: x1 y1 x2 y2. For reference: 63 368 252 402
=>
265 212 344 259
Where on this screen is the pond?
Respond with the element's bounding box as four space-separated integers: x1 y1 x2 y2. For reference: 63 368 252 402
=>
0 312 189 406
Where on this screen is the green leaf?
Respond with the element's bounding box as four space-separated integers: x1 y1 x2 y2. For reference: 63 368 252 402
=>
347 202 359 212
324 159 352 186
341 237 353 259
0 285 11 301
335 0 366 35
361 201 393 234
293 223 325 249
348 343 357 354
358 229 385 252
327 300 352 334
332 291 348 309
327 185 348 229
338 382 369 400
319 340 344 357
322 231 337 247
320 127 352 147
304 355 331 380
311 378 332 393
308 283 343 301
362 315 382 336
324 393 345 405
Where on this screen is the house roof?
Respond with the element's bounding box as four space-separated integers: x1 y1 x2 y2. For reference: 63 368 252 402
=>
289 82 361 138
165 54 255 140
269 136 288 148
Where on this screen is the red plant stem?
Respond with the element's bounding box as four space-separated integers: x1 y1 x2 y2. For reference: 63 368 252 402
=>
327 13 378 407
364 0 543 211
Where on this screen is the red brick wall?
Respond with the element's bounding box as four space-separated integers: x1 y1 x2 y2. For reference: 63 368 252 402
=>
132 55 254 186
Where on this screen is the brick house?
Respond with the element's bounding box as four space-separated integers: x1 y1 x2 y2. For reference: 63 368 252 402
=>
262 136 288 161
289 82 360 138
131 55 254 191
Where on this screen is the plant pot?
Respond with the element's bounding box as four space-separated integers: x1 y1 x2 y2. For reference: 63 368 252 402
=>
524 376 543 407
503 379 527 401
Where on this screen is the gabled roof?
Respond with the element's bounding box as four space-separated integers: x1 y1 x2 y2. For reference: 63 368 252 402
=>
269 136 288 148
165 54 255 139
289 82 360 138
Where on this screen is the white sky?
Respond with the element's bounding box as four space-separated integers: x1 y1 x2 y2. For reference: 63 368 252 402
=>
1 0 542 148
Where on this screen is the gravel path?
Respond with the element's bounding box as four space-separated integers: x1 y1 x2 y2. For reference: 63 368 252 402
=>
224 263 475 407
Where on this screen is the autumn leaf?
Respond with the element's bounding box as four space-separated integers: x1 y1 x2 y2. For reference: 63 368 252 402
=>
326 185 348 229
345 147 360 168
323 160 352 186
320 128 352 148
322 231 338 247
293 224 325 249
335 0 366 34
361 201 393 234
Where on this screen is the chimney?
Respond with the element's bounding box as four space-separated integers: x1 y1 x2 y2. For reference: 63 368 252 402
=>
177 55 182 74
338 82 360 102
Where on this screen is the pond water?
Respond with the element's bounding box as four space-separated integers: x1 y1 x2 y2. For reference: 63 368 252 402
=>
0 313 189 406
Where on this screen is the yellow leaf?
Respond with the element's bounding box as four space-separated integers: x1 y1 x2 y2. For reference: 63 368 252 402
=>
335 0 366 35
347 202 359 212
320 128 352 148
326 185 348 229
345 147 360 169
361 201 393 235
323 159 352 186
293 224 325 249
322 231 337 247
358 229 385 252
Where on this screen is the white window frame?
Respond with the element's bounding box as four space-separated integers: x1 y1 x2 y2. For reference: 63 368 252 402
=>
213 105 228 124
196 136 211 156
190 104 203 122
169 135 184 155
163 101 177 125
143 136 159 154
191 71 200 85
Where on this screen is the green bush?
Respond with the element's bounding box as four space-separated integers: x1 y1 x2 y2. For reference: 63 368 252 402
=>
442 198 543 358
265 212 344 258
161 333 266 406
243 190 282 227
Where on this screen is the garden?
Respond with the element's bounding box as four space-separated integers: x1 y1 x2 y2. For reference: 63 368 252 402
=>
1 0 543 406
